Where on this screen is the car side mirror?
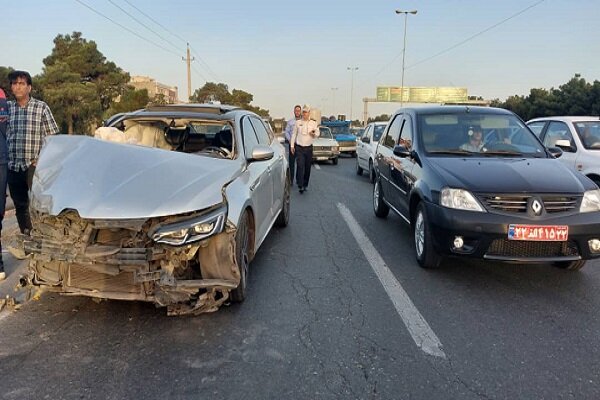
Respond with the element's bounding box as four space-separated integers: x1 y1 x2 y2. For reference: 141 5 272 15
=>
361 136 371 144
393 144 411 158
547 146 563 158
249 145 274 161
554 139 575 152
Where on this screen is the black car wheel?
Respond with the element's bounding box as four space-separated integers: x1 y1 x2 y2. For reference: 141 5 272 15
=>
231 211 253 302
373 177 389 218
413 203 441 268
275 175 290 227
554 260 587 271
368 160 375 183
332 157 338 165
356 159 363 175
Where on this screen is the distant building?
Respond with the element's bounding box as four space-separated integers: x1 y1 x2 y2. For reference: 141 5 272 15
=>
130 76 179 104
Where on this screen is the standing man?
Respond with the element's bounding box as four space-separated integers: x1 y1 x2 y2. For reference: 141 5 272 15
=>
284 104 301 186
0 88 8 280
6 70 59 236
290 105 319 193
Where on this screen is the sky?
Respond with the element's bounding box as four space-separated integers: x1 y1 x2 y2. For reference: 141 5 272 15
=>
2 0 599 120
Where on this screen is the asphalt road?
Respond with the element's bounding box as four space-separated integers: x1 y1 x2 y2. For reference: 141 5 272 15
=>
1 156 600 399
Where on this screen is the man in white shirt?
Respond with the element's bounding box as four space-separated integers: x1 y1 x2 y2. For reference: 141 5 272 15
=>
284 105 301 186
291 105 320 193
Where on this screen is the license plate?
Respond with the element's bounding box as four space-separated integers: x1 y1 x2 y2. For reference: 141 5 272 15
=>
508 224 568 241
316 157 328 160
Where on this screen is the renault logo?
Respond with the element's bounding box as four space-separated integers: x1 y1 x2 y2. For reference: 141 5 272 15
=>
531 199 542 215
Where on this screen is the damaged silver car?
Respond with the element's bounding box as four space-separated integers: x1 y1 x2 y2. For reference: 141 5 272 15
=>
11 104 291 315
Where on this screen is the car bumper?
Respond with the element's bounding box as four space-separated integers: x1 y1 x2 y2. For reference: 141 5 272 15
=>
424 201 600 262
312 149 339 160
338 145 356 153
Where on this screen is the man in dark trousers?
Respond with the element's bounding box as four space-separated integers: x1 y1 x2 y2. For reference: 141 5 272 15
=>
284 105 301 186
0 88 8 280
6 70 59 236
290 105 320 193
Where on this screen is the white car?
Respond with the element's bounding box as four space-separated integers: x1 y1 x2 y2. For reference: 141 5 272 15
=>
313 126 340 164
12 104 290 315
356 122 387 182
527 116 600 186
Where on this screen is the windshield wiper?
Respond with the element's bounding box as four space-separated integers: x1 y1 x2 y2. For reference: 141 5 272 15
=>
428 150 474 156
481 150 524 156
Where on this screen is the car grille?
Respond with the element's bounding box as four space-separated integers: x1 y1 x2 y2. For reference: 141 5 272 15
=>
486 239 579 258
479 194 580 214
314 146 327 151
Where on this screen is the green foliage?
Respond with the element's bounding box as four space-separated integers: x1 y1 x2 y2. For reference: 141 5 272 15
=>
190 82 270 117
368 114 390 123
106 87 150 117
39 62 101 134
0 66 14 97
495 74 600 120
38 32 130 133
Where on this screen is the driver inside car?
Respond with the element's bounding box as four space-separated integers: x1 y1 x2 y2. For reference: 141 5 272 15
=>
460 126 484 152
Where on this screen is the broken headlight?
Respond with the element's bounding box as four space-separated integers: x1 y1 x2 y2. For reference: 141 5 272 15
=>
152 207 226 246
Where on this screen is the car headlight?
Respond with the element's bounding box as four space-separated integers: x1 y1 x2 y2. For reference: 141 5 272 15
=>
332 146 339 151
440 188 486 212
580 189 600 213
151 207 226 245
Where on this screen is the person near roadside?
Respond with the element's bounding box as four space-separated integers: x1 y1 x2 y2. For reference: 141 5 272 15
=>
290 105 319 193
284 104 301 185
0 88 8 280
6 70 59 237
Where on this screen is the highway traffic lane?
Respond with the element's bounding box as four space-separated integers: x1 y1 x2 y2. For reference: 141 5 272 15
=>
0 161 478 399
324 157 600 399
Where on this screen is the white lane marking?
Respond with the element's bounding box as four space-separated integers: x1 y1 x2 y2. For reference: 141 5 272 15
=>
337 203 446 358
314 164 321 170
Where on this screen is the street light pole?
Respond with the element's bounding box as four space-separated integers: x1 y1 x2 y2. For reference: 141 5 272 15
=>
395 9 417 107
347 67 358 121
331 87 338 117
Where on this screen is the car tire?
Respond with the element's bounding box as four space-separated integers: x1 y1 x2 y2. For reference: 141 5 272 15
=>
356 159 363 175
231 211 253 303
373 177 389 218
332 157 338 165
413 203 442 269
368 160 375 183
275 176 291 227
554 260 587 271
352 151 357 158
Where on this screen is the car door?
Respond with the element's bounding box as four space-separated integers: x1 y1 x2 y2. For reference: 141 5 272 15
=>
242 116 273 242
358 124 372 169
391 114 416 218
375 115 402 203
541 121 577 168
250 116 284 220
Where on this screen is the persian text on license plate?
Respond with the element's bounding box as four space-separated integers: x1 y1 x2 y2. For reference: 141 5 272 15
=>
508 224 568 241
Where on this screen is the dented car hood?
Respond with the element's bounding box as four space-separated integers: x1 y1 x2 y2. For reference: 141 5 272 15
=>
31 136 242 219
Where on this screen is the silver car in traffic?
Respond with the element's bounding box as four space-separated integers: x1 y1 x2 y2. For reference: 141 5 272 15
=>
11 104 291 315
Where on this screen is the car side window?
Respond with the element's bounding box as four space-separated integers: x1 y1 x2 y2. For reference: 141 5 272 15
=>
543 121 574 148
242 117 260 157
398 116 413 150
527 121 546 137
250 117 272 145
382 115 403 148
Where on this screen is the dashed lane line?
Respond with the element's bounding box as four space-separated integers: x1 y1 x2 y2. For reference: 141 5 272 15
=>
314 164 321 170
337 202 446 358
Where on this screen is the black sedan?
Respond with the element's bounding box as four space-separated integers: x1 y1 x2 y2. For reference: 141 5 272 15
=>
373 106 600 270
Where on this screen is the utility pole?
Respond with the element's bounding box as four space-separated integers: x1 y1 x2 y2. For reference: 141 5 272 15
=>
347 67 358 121
331 87 338 117
183 43 195 102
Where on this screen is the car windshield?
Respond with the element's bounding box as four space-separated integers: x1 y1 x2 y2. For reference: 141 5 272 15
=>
105 118 235 158
373 125 386 141
319 127 333 139
573 121 600 149
329 126 350 136
418 112 546 157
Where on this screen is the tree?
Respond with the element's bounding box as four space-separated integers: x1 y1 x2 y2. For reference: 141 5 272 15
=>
38 32 130 131
0 66 14 96
368 114 390 123
190 82 269 117
106 87 150 117
39 62 100 134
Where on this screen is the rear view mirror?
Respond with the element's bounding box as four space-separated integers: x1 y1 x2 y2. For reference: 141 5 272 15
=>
554 139 575 152
361 136 371 144
393 145 411 158
547 146 563 158
249 145 274 161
